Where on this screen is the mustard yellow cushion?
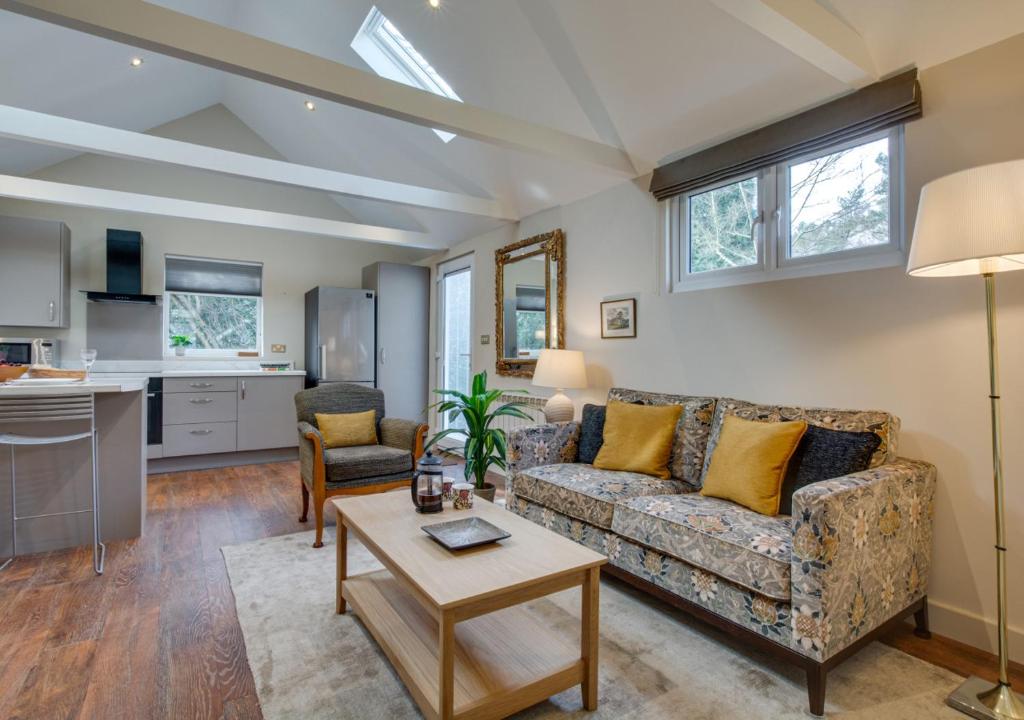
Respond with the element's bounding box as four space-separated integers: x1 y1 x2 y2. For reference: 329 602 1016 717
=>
701 415 807 516
593 401 683 480
315 410 378 449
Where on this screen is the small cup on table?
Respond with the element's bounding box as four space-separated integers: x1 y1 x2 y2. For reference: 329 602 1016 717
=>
452 482 474 510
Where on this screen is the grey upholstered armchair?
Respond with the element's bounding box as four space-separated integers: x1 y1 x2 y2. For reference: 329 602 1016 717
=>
295 383 427 548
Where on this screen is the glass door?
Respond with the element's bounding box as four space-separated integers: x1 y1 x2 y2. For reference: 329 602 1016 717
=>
437 255 473 434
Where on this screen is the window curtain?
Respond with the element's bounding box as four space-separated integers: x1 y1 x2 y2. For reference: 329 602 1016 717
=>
165 255 263 297
649 69 922 201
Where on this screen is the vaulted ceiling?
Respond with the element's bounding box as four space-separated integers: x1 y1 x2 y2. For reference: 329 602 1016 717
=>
1 0 1022 248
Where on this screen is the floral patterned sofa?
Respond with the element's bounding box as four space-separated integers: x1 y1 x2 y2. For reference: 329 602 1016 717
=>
507 388 936 716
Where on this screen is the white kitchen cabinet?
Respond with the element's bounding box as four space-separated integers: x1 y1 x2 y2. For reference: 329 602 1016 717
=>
236 375 304 451
0 216 70 328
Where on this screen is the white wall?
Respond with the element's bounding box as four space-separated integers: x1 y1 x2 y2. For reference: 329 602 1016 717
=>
424 35 1024 659
0 104 430 368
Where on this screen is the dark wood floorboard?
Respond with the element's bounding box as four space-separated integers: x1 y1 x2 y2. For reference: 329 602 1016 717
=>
0 459 1019 719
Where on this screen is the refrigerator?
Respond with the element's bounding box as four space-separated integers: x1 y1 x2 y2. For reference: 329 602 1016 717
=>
304 287 376 387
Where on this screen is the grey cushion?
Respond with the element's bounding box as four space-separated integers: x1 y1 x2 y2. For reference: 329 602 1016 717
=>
294 383 386 431
324 444 412 485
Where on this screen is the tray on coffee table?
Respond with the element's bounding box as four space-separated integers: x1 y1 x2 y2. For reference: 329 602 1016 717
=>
421 516 510 550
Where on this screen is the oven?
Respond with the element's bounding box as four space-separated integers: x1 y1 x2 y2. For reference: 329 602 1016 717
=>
0 337 59 367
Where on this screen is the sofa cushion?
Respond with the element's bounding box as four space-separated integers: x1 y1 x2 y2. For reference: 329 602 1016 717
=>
611 493 794 600
608 388 717 488
700 398 898 488
594 401 682 479
514 463 687 529
324 444 411 484
578 404 606 464
779 425 881 515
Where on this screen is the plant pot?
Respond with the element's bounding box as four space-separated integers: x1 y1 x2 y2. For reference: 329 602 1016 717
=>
174 347 186 357
475 482 496 503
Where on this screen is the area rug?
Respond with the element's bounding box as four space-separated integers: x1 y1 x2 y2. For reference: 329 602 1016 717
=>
222 529 964 719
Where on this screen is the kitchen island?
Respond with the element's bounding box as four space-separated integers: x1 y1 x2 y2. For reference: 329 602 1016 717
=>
0 379 146 557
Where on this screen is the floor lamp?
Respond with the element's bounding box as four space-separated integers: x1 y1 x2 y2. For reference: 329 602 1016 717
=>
908 159 1024 719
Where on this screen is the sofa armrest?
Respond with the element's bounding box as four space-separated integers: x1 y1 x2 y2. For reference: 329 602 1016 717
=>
789 457 936 661
380 417 428 460
507 422 580 503
297 421 324 493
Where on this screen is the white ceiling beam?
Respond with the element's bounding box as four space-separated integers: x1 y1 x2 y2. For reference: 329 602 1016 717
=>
0 105 516 221
0 174 442 249
710 0 877 87
0 0 637 176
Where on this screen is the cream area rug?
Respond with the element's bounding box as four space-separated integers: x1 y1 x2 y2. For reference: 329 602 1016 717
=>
222 529 964 720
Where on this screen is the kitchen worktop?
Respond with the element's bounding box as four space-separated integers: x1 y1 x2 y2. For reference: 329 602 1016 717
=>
0 378 146 396
158 370 305 377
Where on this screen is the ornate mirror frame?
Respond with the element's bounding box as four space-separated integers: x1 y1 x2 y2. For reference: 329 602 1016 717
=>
494 229 565 377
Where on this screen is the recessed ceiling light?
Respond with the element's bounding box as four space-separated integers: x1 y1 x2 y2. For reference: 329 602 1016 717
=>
428 0 440 8
130 57 144 68
304 100 317 111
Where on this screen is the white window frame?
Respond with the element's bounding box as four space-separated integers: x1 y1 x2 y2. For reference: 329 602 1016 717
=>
351 6 462 143
435 253 474 446
162 290 264 359
670 127 904 292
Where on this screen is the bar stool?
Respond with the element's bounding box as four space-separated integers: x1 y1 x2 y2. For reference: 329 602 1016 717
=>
0 393 105 575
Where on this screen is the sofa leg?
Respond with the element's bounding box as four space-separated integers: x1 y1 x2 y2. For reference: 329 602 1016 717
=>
806 665 826 717
313 500 324 548
299 480 310 523
913 597 932 640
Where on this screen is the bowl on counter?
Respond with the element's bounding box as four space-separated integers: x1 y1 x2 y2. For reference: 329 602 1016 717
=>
0 365 29 382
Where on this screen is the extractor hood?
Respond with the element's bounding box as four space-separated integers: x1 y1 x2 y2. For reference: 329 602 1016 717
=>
85 229 159 304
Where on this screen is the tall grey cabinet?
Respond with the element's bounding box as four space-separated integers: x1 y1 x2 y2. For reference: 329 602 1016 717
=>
362 262 430 423
0 216 70 328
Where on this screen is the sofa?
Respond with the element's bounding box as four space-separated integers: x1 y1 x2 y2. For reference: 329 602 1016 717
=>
507 387 936 716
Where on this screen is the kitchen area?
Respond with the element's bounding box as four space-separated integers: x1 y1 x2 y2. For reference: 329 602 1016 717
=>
0 215 428 567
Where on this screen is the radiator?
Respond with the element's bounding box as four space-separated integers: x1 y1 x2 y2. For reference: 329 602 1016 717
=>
492 392 546 438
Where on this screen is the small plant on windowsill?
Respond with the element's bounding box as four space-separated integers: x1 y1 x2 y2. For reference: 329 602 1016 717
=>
170 335 193 357
425 371 531 503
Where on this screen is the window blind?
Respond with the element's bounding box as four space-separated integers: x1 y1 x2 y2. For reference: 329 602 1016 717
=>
165 255 263 297
649 69 922 201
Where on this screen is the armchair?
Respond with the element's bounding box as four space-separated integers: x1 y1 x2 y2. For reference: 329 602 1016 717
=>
295 383 427 548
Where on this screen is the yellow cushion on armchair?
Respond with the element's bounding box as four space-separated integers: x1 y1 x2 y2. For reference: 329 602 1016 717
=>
315 409 378 448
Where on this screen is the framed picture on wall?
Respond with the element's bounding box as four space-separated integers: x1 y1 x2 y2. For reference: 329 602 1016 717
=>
600 298 636 339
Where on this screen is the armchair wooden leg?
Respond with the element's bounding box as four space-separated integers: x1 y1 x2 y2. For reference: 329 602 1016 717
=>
299 479 310 523
313 499 324 548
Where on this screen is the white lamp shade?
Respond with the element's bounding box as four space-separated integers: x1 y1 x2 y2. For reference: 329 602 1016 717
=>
908 159 1024 277
532 349 587 389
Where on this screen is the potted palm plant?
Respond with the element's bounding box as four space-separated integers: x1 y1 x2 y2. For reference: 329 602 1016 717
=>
425 371 532 502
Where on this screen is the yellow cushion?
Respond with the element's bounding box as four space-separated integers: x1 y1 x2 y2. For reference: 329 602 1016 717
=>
593 401 683 480
315 410 378 449
701 415 807 516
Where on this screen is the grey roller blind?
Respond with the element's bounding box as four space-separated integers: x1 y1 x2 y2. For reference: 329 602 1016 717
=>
516 285 545 311
650 69 922 201
165 254 263 297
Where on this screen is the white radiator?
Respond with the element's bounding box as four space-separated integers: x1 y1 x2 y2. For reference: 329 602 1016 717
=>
492 392 546 438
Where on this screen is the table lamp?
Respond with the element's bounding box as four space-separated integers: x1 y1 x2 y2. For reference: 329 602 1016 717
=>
532 349 587 422
908 159 1024 720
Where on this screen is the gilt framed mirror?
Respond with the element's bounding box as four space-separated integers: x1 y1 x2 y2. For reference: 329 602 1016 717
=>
494 229 565 377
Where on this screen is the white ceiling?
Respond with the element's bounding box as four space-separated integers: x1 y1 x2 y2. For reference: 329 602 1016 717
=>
0 0 1022 248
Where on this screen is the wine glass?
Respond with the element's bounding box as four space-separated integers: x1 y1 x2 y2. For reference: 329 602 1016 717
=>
80 348 97 382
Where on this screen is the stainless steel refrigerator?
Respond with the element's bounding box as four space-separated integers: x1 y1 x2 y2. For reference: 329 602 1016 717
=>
304 287 376 387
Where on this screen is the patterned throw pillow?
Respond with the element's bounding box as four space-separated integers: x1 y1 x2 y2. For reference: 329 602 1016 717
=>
578 404 606 464
779 425 882 515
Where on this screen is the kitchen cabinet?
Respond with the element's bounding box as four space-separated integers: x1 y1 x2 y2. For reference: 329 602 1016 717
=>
236 375 304 451
0 216 70 328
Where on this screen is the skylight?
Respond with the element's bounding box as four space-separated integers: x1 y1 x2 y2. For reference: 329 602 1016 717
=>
351 6 461 143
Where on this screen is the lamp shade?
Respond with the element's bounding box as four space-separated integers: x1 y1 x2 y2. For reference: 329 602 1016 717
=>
908 159 1024 277
532 349 587 389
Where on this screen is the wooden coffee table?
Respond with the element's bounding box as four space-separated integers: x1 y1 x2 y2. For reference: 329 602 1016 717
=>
333 491 607 720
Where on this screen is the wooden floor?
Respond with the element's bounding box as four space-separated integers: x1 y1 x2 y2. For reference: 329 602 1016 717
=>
0 460 1020 720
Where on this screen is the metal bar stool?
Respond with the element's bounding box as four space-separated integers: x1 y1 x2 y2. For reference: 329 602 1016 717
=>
0 393 105 574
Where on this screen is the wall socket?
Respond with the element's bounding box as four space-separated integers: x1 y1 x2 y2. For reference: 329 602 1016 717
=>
271 344 287 353
480 334 490 345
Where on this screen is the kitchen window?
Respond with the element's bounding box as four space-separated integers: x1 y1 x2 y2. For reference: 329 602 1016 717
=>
669 128 904 291
163 255 263 357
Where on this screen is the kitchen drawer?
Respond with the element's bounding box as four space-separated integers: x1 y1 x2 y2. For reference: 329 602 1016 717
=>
164 376 238 393
162 422 237 457
164 391 238 425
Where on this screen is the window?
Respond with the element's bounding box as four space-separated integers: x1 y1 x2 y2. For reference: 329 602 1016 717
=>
437 255 473 434
351 6 461 142
163 255 263 357
670 128 903 291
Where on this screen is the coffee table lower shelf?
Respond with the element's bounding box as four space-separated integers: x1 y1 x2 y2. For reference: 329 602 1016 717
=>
343 569 584 720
